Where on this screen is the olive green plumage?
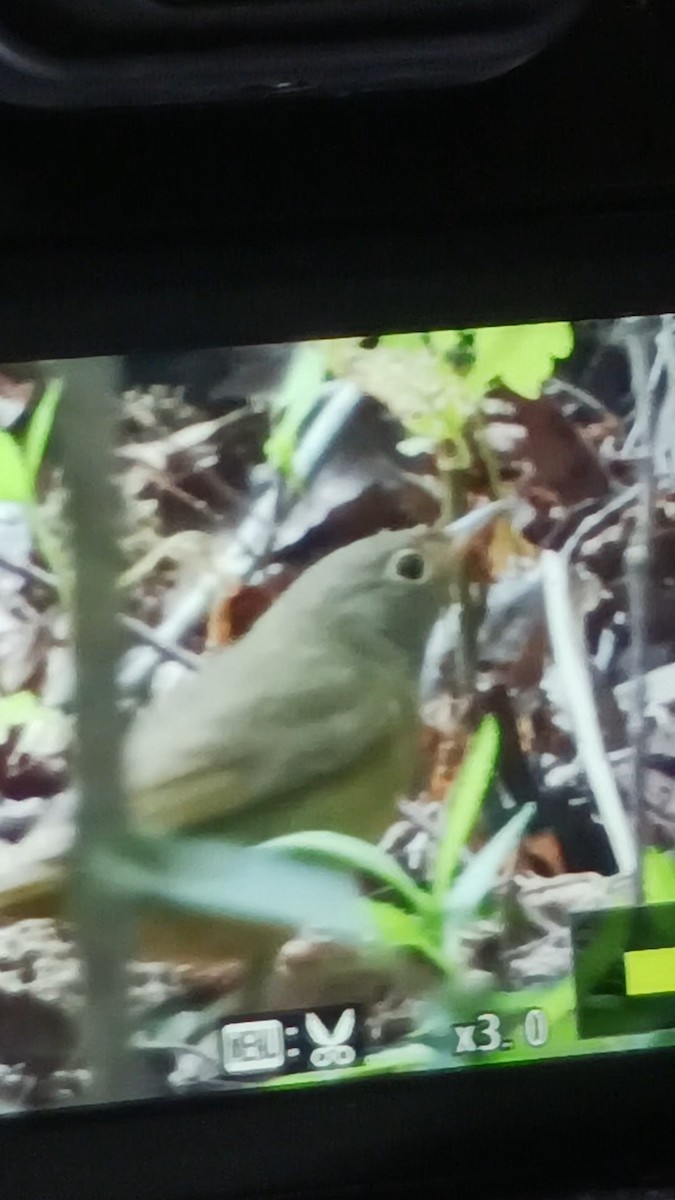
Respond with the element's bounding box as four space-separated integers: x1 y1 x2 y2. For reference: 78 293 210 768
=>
127 524 466 844
0 509 504 969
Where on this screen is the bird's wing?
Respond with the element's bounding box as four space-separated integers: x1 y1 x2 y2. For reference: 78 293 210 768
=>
126 633 417 836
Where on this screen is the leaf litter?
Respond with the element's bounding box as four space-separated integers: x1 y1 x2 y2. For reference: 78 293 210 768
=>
0 325 674 1104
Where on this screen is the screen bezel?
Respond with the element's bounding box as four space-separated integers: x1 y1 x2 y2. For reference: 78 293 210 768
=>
1 1048 673 1200
0 201 674 1199
1 205 675 361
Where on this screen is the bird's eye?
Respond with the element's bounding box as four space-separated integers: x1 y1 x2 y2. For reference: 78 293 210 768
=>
392 549 427 581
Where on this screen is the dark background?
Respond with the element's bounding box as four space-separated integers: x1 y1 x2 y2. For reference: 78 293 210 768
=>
0 4 673 1200
1 0 675 357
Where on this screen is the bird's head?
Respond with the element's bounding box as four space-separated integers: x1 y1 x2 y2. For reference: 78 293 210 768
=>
279 500 510 670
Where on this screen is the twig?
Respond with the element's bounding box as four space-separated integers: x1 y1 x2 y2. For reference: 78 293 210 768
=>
540 548 637 880
0 551 200 677
118 381 366 689
120 616 200 672
448 470 480 691
117 576 219 692
621 321 661 900
0 551 54 590
544 377 609 416
397 799 440 837
116 480 284 693
291 381 363 484
620 327 666 460
651 312 675 483
563 486 639 563
472 415 504 500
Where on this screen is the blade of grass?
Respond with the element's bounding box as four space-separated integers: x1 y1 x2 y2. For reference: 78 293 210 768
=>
366 900 448 975
643 847 675 903
259 829 432 915
23 377 63 485
0 431 32 502
432 715 501 900
444 803 536 925
99 832 374 946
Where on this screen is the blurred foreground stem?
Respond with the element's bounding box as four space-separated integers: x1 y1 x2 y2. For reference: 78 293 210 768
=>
61 358 138 1103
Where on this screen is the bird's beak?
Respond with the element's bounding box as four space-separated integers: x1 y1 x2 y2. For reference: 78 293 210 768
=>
443 498 512 550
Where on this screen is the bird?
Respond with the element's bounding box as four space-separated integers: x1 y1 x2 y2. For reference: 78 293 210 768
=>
0 504 507 987
125 503 507 844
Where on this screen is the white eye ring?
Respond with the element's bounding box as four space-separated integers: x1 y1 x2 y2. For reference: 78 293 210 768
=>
391 548 428 582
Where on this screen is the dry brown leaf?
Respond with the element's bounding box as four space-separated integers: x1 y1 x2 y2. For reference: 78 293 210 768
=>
207 574 293 647
486 516 537 577
463 512 536 585
516 831 567 877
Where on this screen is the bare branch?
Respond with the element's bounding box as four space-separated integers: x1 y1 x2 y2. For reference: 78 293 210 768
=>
0 550 200 683
620 320 662 900
120 615 200 672
563 486 639 563
0 551 54 590
540 548 638 880
544 377 608 416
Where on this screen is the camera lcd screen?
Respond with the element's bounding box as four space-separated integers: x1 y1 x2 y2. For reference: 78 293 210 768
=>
0 314 673 1113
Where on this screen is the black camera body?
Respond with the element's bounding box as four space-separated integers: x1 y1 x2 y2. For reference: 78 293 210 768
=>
0 5 674 1200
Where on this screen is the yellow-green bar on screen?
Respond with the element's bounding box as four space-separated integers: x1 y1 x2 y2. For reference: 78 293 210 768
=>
624 947 675 996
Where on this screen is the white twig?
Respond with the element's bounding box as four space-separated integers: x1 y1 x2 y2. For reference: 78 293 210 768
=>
120 615 200 672
650 313 675 483
0 551 54 590
544 377 608 415
621 329 666 459
621 323 660 899
0 551 200 681
540 549 637 878
563 487 639 563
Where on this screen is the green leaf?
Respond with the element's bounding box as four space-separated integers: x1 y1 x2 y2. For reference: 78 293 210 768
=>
23 378 63 484
258 829 432 915
0 430 32 503
377 333 428 352
432 716 501 900
643 847 675 903
264 346 326 479
467 322 574 400
428 330 461 358
0 690 43 734
444 803 535 926
366 900 448 974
